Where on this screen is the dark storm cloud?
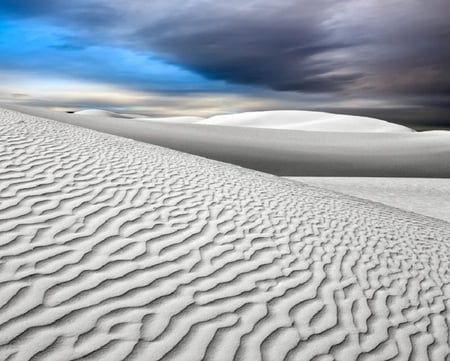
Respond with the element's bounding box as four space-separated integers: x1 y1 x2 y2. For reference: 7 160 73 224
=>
131 7 364 93
93 1 448 99
0 0 59 16
9 0 448 98
0 0 119 27
1 0 449 126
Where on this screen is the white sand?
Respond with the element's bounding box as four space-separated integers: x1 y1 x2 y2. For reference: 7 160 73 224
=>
288 177 450 222
73 109 139 119
3 104 450 178
134 116 204 123
74 109 413 133
0 107 449 360
74 109 204 123
197 110 414 133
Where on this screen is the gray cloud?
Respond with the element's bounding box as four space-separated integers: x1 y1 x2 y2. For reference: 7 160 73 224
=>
77 1 450 97
1 0 449 126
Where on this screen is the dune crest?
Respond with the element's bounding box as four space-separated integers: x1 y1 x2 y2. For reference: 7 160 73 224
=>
74 108 413 133
0 108 449 361
134 116 204 124
3 104 449 177
73 109 137 119
289 177 450 222
198 110 414 133
73 109 204 124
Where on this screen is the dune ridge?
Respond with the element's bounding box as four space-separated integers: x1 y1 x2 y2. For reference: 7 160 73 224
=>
73 109 138 119
2 104 450 178
288 177 450 222
0 108 449 360
74 109 413 133
73 109 204 123
134 116 204 124
197 110 414 133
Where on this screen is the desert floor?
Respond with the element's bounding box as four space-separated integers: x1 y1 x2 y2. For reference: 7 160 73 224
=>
0 107 449 361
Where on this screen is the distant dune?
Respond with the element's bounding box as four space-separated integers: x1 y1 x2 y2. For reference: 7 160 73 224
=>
289 177 450 222
0 107 449 360
73 109 138 119
74 109 204 123
75 108 413 133
4 104 450 177
134 116 204 123
197 110 414 133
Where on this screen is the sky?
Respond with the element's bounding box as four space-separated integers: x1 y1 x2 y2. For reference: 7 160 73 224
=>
0 0 449 128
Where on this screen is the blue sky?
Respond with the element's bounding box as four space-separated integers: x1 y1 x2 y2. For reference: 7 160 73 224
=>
0 0 449 128
0 17 231 92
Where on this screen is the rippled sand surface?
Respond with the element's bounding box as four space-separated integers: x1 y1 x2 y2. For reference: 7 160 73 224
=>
0 108 449 361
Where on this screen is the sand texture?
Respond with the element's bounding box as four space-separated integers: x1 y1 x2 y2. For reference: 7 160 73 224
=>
288 178 450 223
72 109 412 133
3 104 450 178
0 108 450 360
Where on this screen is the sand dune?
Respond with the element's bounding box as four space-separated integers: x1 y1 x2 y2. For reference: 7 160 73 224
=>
288 177 450 222
73 109 138 119
73 109 413 133
0 107 449 360
197 110 414 133
134 116 204 123
73 109 204 123
3 104 450 177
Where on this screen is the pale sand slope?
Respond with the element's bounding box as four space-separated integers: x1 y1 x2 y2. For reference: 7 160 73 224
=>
287 177 450 223
3 104 450 178
73 109 139 119
74 109 204 123
134 116 204 124
1 107 450 361
197 110 414 133
74 109 412 133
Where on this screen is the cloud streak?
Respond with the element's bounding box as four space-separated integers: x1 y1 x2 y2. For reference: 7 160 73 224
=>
0 0 449 126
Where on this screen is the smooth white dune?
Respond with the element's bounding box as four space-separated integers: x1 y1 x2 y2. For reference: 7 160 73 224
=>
73 109 138 119
73 109 204 123
288 177 450 222
134 116 205 123
74 108 413 133
3 104 449 177
0 108 449 361
197 110 414 133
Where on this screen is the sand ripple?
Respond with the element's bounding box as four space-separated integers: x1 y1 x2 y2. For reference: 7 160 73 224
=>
0 108 449 361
